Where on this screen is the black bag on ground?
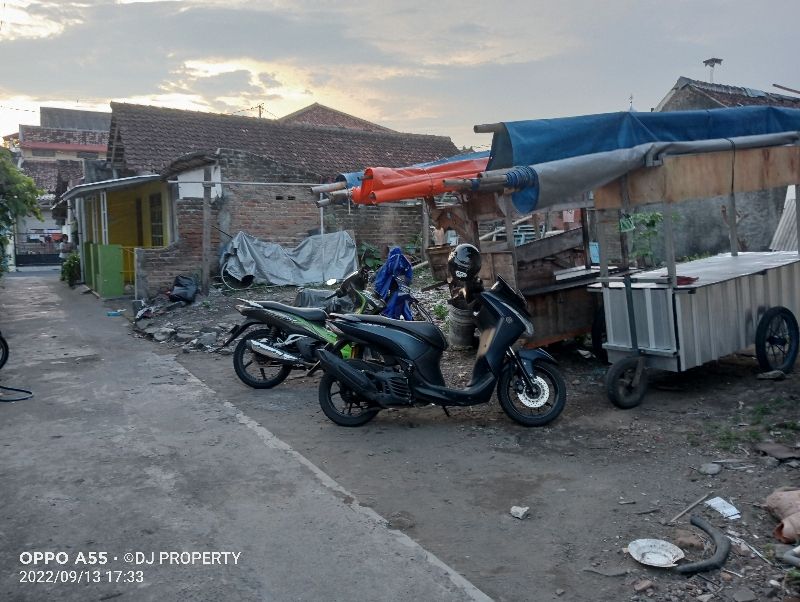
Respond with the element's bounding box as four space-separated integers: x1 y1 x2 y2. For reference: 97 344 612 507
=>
168 275 198 303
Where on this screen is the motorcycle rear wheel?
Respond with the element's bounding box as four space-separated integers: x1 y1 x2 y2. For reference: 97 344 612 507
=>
318 372 379 427
498 361 566 427
233 329 292 389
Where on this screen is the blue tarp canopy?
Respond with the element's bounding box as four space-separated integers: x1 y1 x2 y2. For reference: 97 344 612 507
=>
485 107 800 212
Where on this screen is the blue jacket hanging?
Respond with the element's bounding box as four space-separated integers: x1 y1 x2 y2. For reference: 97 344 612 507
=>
374 247 414 320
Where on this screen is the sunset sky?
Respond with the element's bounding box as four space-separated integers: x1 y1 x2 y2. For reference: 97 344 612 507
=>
1 0 798 149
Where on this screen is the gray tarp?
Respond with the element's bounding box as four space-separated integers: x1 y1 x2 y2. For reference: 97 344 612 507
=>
486 131 800 213
221 230 358 286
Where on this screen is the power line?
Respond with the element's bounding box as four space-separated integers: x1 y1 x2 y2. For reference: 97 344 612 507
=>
227 102 276 119
0 104 37 113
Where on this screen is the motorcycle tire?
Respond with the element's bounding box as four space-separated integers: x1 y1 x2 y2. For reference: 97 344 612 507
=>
498 361 566 427
318 372 379 427
233 329 292 389
0 334 7 370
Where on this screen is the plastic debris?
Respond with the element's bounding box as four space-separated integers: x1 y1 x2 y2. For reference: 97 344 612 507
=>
704 496 741 520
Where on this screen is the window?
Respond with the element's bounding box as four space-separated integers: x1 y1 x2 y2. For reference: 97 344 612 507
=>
77 151 99 159
32 149 55 157
149 193 164 246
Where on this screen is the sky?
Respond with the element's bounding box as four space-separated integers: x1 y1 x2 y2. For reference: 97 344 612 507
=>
1 0 798 150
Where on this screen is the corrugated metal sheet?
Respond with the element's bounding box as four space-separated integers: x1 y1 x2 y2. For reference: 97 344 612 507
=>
602 252 800 371
771 193 798 251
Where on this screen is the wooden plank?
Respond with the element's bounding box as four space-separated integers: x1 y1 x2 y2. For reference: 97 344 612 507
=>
515 227 584 263
479 251 516 288
595 145 800 209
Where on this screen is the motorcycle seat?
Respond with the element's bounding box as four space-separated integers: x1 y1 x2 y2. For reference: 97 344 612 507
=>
342 314 448 350
255 300 327 322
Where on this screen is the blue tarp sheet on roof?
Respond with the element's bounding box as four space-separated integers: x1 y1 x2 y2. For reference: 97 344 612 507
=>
488 106 800 170
485 106 800 212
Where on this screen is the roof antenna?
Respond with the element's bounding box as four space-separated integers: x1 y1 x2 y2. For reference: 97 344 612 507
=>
703 58 723 83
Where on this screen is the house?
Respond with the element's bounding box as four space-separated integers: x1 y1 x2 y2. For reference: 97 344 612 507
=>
652 77 800 260
62 102 458 298
3 107 110 268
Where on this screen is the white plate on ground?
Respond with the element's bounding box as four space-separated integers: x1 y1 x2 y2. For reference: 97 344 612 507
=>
627 539 685 567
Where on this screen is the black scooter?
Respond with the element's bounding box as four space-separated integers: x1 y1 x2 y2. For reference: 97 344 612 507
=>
315 276 566 427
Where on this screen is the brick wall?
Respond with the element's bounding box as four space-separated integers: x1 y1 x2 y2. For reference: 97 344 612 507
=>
330 202 423 257
136 149 424 298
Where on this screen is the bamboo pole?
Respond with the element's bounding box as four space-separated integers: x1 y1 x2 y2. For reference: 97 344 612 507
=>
310 181 346 194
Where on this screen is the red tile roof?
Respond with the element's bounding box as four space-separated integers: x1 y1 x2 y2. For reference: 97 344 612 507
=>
277 103 394 132
661 77 800 110
19 125 109 147
108 102 458 178
20 159 84 194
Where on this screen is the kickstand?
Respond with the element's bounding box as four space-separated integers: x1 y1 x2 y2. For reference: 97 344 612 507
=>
442 406 451 418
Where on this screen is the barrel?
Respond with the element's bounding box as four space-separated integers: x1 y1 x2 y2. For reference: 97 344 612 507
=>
448 306 476 347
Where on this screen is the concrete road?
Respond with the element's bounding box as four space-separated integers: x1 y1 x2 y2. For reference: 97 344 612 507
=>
0 273 489 602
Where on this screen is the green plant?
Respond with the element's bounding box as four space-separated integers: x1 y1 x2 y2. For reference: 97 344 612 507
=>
60 251 80 287
0 148 42 278
433 301 448 321
358 241 382 269
624 211 663 267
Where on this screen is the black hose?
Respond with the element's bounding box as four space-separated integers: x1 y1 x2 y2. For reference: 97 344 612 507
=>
675 515 731 574
0 384 33 402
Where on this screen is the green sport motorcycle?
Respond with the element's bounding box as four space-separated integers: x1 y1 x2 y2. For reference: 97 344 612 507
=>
224 267 388 389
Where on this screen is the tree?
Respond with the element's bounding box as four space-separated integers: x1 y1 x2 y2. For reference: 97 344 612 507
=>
0 148 42 275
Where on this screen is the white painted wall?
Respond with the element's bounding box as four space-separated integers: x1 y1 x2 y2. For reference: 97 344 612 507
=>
175 165 222 200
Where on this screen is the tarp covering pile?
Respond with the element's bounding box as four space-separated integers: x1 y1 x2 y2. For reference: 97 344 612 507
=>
337 151 489 204
221 230 357 286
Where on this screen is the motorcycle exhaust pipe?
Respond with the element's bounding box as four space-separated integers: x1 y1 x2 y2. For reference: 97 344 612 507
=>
316 350 378 395
248 339 302 364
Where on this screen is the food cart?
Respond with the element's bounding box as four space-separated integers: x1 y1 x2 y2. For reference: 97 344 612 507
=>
591 138 800 407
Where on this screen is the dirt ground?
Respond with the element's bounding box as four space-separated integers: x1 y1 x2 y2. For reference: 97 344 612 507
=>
124 274 800 602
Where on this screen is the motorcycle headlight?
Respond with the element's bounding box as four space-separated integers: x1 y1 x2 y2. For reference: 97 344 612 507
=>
507 305 535 336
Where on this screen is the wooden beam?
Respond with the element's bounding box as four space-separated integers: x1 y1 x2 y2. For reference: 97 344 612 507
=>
595 145 800 209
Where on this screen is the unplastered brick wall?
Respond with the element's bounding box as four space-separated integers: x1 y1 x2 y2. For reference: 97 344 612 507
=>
218 149 322 246
330 203 423 257
136 197 222 298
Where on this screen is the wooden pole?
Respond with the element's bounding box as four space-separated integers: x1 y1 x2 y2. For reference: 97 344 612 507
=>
202 167 212 295
421 199 430 263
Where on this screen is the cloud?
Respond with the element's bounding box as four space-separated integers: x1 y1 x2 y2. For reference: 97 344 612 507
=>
1 0 799 148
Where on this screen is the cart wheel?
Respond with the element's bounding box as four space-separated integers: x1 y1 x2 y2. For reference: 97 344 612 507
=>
605 356 648 409
755 306 799 373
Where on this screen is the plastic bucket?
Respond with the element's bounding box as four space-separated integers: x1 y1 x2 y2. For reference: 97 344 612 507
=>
448 306 475 347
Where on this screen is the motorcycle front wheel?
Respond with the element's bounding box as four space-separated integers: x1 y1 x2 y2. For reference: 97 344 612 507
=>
498 361 566 427
233 328 292 389
0 334 8 370
318 372 380 427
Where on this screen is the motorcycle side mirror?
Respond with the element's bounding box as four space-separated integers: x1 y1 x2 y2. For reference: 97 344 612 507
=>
326 278 338 286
